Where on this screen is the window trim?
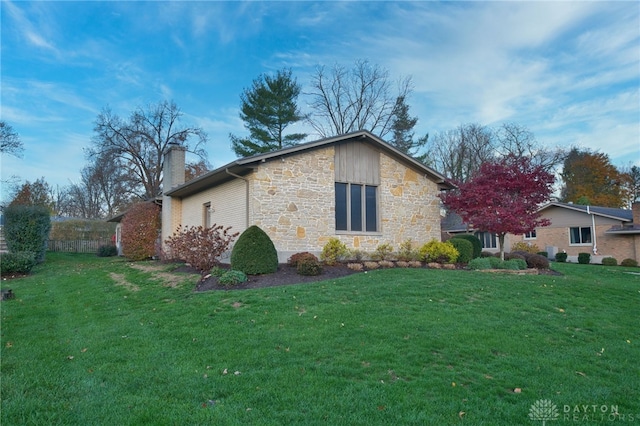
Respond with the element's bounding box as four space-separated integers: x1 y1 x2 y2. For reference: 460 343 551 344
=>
569 226 592 246
524 230 537 240
335 182 379 234
475 231 498 249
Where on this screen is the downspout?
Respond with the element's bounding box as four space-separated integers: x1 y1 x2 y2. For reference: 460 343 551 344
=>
587 205 597 255
225 168 249 229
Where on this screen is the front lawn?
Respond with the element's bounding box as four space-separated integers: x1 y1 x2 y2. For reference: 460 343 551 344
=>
1 253 638 425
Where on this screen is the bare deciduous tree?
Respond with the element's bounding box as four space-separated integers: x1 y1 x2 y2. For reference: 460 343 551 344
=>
428 123 495 183
306 60 411 138
495 122 565 171
0 121 24 158
90 100 208 199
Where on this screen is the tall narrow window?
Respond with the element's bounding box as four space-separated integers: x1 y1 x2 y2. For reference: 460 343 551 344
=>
365 186 377 232
335 183 348 231
334 182 378 232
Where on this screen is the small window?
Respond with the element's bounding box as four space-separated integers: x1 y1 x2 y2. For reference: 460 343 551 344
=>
475 231 498 249
335 182 378 232
524 230 537 239
569 227 592 245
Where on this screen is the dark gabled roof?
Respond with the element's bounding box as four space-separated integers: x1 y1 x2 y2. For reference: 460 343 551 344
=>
539 202 632 222
165 130 455 198
605 224 640 235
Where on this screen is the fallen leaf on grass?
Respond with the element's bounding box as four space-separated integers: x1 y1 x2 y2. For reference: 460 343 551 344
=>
576 371 587 377
81 348 88 353
67 355 74 360
459 411 466 419
5 342 13 348
514 388 522 393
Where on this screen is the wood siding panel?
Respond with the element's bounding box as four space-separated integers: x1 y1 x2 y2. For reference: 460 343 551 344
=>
180 178 247 234
335 141 380 185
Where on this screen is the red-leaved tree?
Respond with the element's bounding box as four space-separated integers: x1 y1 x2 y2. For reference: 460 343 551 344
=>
440 156 555 259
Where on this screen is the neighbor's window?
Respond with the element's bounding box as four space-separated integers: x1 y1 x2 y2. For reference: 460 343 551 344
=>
524 230 537 239
335 182 378 232
569 226 591 245
475 231 498 249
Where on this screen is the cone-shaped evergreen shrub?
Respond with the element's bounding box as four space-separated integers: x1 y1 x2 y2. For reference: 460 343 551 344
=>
230 225 278 274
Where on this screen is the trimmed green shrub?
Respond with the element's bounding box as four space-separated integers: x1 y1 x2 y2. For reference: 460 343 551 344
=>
97 245 118 257
601 257 617 266
121 202 161 261
578 252 591 265
4 204 51 263
508 258 528 270
297 256 323 276
468 258 492 270
537 251 549 258
451 234 482 258
480 251 495 258
348 249 366 262
218 270 248 286
488 256 505 269
230 225 278 275
210 266 226 277
320 238 348 266
448 238 473 264
371 243 394 261
419 240 459 264
0 252 38 275
621 258 638 267
555 252 568 263
504 252 526 262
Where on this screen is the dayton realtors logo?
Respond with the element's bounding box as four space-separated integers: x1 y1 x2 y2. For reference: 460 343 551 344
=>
529 399 560 425
529 399 637 423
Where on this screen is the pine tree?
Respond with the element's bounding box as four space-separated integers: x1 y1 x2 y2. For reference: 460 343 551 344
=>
388 96 428 163
230 69 307 157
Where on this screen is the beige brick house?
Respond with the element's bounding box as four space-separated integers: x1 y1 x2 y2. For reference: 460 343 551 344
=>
509 202 640 264
161 131 454 262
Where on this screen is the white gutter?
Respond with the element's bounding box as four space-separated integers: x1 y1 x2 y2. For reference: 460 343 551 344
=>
587 205 598 255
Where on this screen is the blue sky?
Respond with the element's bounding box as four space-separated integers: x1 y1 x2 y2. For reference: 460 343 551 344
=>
1 1 639 201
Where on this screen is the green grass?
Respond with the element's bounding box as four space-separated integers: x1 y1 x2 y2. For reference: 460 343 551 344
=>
1 253 639 425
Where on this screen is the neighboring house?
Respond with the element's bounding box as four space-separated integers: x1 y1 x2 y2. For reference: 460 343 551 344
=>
441 202 640 263
509 202 640 263
440 211 504 255
160 131 455 262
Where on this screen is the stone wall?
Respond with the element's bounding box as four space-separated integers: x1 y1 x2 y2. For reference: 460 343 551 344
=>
248 146 443 260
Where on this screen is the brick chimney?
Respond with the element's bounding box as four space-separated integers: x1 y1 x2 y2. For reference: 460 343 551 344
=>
633 202 640 225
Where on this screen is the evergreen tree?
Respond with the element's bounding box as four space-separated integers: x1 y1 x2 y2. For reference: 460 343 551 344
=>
230 68 307 157
388 95 428 163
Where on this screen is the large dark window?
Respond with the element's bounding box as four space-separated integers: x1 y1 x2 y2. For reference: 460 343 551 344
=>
335 183 377 232
570 227 592 244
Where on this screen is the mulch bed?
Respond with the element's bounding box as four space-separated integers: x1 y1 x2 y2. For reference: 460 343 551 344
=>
193 263 361 291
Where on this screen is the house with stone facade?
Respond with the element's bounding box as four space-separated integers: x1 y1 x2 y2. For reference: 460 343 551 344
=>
160 131 454 262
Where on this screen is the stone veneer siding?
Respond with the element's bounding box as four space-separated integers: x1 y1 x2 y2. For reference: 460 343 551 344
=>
248 146 443 260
